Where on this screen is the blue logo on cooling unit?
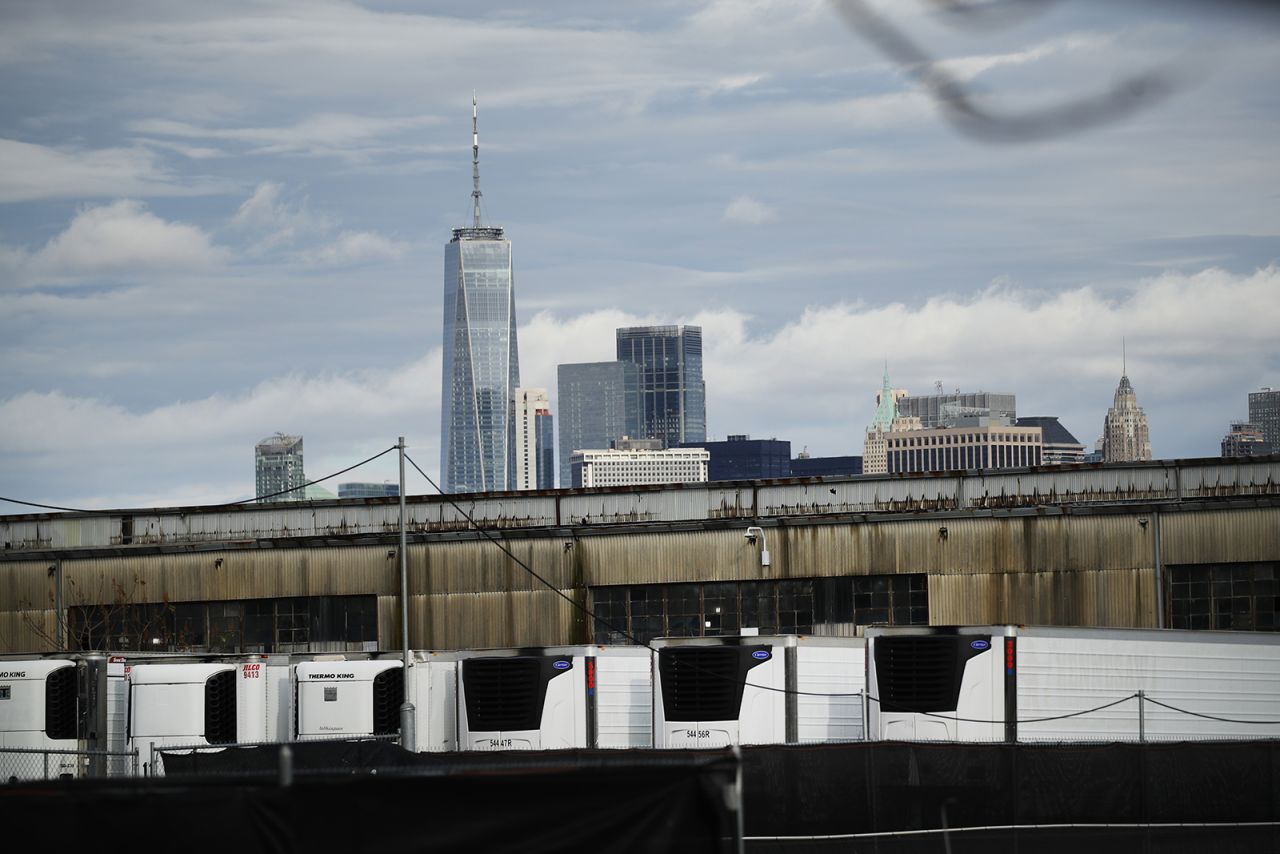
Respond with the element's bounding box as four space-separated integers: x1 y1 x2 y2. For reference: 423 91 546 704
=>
970 640 990 651
751 650 771 660
552 660 571 670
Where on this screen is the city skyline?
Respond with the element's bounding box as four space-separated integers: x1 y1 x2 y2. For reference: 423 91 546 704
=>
1 2 1278 509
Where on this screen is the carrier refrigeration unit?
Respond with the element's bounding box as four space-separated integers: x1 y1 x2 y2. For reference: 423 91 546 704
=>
457 646 652 751
867 625 1280 743
128 658 270 763
0 655 111 780
652 636 866 749
294 658 403 741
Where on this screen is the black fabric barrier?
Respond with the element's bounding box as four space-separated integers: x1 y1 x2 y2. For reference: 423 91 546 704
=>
0 750 739 854
740 740 1280 844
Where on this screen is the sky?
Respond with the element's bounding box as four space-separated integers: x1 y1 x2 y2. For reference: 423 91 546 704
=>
1 0 1278 510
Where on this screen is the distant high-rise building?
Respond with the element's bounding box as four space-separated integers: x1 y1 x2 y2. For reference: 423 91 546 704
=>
255 433 305 502
556 361 641 488
513 388 554 491
1016 417 1085 465
863 366 907 475
440 95 520 494
887 424 1042 473
570 447 709 489
1221 422 1272 458
1249 387 1280 450
338 482 399 499
616 325 706 448
896 390 1017 429
679 435 791 481
1101 373 1152 463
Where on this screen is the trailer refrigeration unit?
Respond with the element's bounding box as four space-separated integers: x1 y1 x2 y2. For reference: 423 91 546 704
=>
652 636 866 749
294 658 403 741
457 646 652 751
128 658 269 763
0 655 110 780
867 625 1280 743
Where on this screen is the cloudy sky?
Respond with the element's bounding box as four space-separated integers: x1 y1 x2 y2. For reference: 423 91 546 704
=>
1 0 1278 510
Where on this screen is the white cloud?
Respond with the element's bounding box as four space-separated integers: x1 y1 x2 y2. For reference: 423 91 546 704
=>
20 200 227 281
723 194 779 225
131 113 444 160
0 354 441 508
0 139 226 203
2 266 1277 508
302 231 411 267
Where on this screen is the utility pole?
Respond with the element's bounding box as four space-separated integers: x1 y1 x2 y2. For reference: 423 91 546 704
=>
398 437 416 750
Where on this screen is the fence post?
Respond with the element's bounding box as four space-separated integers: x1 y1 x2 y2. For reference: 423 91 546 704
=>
1138 690 1145 743
149 741 157 777
279 743 293 788
42 750 48 781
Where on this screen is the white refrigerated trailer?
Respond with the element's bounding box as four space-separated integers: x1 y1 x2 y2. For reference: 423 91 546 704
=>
652 635 865 749
0 655 111 779
128 658 270 760
457 646 652 751
867 625 1280 742
294 658 403 741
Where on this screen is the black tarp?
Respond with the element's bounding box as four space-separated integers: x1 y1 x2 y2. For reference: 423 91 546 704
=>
1 748 739 854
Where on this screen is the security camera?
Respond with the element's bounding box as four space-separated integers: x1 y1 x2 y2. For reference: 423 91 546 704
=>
744 531 758 545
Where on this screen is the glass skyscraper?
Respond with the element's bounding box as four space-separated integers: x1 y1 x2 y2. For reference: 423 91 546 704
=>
616 325 706 449
440 97 520 493
557 361 641 489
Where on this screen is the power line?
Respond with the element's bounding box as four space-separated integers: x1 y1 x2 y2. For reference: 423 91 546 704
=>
0 445 397 516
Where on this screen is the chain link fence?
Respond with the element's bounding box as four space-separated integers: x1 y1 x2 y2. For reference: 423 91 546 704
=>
1 746 138 781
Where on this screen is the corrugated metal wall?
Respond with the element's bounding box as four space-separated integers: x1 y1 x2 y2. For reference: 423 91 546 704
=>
5 457 1277 554
2 502 1278 653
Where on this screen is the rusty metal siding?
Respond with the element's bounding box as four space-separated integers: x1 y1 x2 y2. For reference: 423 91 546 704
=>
580 531 765 587
61 547 398 605
757 478 958 517
412 590 577 649
1161 507 1280 565
0 609 56 653
929 568 1156 628
1180 460 1280 498
412 539 575 596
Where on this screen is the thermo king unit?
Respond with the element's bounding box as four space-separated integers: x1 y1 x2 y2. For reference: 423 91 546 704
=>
0 655 110 780
867 625 1280 743
128 658 269 759
457 646 653 750
652 635 866 749
294 658 403 741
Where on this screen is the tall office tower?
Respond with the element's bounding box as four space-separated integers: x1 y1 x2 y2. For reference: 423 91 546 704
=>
1221 422 1272 458
863 366 905 475
535 407 555 491
556 361 641 488
616 325 706 448
1101 373 1152 463
440 95 520 494
1016 417 1085 465
255 433 305 502
896 390 1017 428
513 388 553 491
1249 387 1280 450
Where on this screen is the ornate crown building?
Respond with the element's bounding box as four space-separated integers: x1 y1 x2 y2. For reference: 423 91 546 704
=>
1101 373 1152 463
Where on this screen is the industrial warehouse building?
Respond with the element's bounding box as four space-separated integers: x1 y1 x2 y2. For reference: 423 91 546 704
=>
1 456 1278 654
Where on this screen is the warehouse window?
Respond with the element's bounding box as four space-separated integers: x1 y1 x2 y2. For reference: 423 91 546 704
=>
589 575 926 645
1169 562 1278 631
70 594 378 653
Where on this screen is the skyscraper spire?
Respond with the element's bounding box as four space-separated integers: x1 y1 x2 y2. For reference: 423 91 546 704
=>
471 91 482 227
